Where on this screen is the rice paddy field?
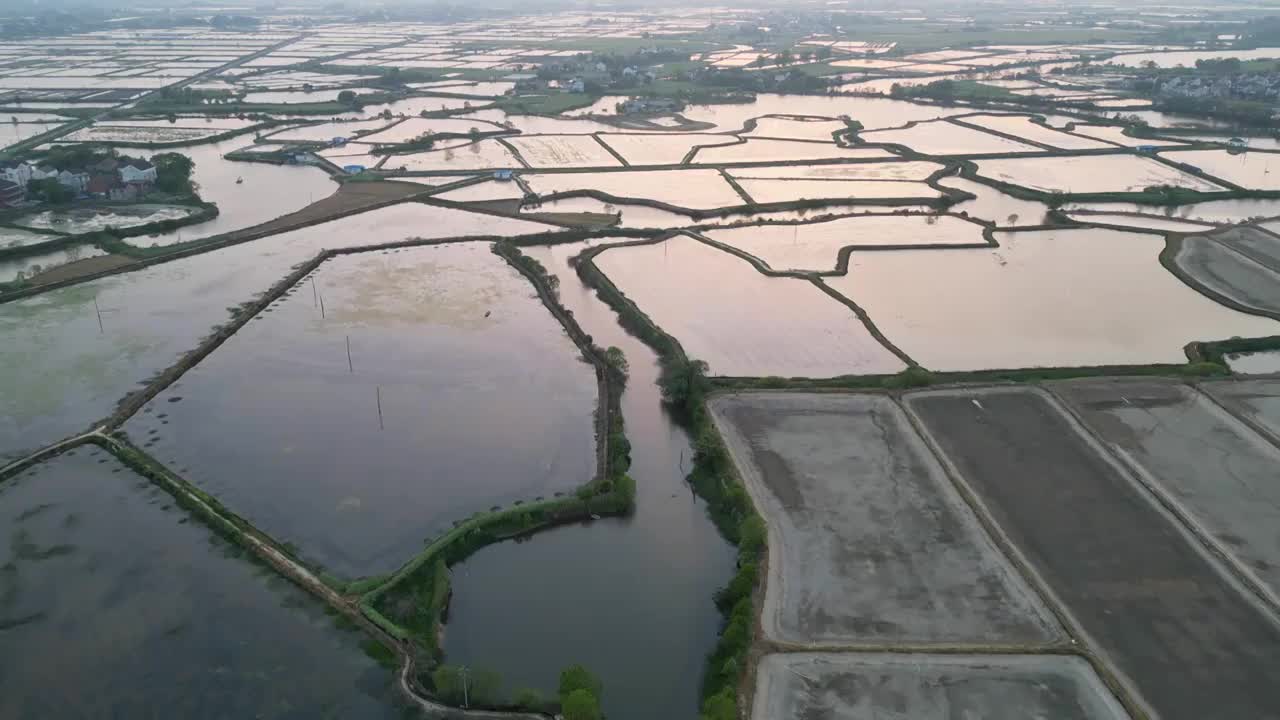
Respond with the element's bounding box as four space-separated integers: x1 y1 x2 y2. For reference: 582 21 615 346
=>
861 120 1044 155
523 169 745 210
8 18 1280 720
701 214 986 271
975 154 1226 193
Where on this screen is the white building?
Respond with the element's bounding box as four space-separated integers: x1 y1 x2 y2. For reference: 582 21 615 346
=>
0 160 31 188
119 159 157 184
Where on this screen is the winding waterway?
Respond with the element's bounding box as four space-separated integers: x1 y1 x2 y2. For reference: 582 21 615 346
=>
445 240 736 720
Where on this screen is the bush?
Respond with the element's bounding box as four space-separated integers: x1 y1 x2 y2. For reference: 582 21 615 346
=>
701 690 737 720
559 664 603 700
562 689 602 720
881 366 936 389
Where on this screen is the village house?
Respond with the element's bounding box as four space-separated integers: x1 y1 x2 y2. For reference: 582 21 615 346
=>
119 159 157 185
0 159 32 188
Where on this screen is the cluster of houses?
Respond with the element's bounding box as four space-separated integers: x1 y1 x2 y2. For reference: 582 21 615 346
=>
0 157 158 208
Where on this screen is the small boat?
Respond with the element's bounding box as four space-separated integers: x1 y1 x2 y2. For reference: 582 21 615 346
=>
235 176 243 184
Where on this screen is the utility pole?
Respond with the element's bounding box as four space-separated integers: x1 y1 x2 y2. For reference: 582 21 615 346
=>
460 666 469 708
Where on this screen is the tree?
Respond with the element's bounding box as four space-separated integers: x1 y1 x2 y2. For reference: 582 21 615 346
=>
561 689 602 720
432 665 466 704
660 358 710 414
776 48 794 66
152 152 195 194
604 346 629 383
559 664 602 701
337 89 358 104
28 178 73 204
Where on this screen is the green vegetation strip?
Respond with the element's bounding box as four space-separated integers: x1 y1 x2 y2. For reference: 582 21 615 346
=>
573 239 764 720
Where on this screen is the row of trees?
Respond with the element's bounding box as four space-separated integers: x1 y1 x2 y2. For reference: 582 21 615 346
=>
428 663 604 719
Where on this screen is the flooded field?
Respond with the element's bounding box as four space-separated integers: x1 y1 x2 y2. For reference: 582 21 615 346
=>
678 94 962 133
596 133 725 165
14 204 200 234
939 176 1051 226
445 239 734 720
727 160 943 181
0 226 60 250
743 116 848 141
960 114 1113 150
711 392 1058 645
823 228 1277 370
734 178 942 204
523 169 744 210
691 139 892 164
505 134 621 168
62 125 230 144
0 203 557 465
1054 378 1280 603
0 244 106 283
907 387 1280 720
123 242 595 579
975 155 1223 193
0 449 401 718
1068 124 1187 147
355 117 504 144
753 654 1131 720
1160 149 1280 191
382 139 521 172
593 235 905 377
140 141 337 243
1066 212 1216 232
701 215 987 271
263 118 397 142
862 120 1042 155
0 119 67 149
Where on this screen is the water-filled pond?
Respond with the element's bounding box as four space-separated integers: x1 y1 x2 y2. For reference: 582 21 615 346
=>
0 448 403 718
594 234 906 377
0 203 557 464
122 242 597 579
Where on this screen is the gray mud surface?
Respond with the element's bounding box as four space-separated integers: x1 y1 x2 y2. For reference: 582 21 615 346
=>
1217 226 1280 274
1202 378 1280 446
752 652 1132 720
1054 378 1280 604
907 387 1280 720
710 392 1059 646
1174 235 1280 314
